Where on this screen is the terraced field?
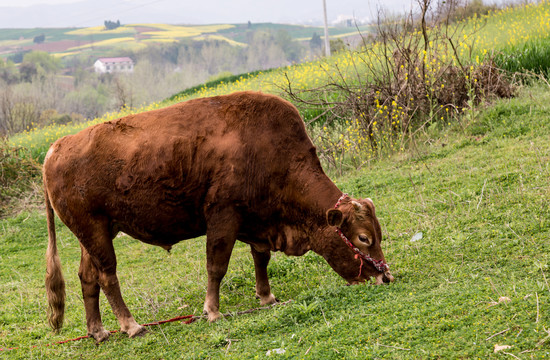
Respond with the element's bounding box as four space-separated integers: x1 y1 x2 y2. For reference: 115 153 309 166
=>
0 22 371 59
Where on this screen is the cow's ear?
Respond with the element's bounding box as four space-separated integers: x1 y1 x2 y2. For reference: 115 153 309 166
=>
352 201 362 212
326 209 343 227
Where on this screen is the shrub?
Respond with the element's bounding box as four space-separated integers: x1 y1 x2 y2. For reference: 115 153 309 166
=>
0 138 41 217
441 0 498 23
282 2 513 174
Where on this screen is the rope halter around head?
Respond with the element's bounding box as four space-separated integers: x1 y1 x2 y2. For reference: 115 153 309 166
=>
333 193 390 275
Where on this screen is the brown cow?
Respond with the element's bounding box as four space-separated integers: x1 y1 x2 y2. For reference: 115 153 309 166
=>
44 91 393 342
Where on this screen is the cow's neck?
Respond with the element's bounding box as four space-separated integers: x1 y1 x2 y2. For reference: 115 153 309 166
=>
280 170 343 256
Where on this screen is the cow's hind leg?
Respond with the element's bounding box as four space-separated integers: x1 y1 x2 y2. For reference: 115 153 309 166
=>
250 246 277 305
78 245 110 342
78 222 146 340
203 208 238 322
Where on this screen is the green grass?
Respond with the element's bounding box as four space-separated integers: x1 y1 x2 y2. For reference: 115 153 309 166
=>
3 3 550 357
493 36 550 76
0 28 70 42
165 68 276 103
1 84 549 358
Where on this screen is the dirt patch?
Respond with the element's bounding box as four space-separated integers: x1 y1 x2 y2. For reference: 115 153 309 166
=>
134 26 161 33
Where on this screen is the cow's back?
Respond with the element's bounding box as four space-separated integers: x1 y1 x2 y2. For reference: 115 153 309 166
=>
43 91 322 245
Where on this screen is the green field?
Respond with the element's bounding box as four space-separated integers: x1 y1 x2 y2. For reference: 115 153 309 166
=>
0 22 368 60
2 2 550 359
1 84 549 358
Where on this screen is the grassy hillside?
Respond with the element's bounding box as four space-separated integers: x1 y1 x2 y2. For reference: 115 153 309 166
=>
2 2 550 358
1 83 549 358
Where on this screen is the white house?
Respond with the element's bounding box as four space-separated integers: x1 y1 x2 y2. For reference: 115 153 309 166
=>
94 57 134 74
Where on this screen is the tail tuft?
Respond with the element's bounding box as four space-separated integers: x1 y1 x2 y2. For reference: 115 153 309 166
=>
44 185 66 332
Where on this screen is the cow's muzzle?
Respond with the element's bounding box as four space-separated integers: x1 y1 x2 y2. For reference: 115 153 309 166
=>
375 270 395 285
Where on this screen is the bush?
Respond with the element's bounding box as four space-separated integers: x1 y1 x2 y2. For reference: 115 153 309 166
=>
33 34 45 44
104 20 121 30
0 138 41 217
284 11 513 174
282 5 513 174
443 0 498 23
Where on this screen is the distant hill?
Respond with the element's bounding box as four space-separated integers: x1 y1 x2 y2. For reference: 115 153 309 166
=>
0 22 373 61
0 0 376 28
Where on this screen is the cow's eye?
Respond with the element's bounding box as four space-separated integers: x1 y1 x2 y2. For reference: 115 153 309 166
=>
359 235 369 243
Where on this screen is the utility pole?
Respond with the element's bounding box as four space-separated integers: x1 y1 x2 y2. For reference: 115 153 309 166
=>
323 0 331 57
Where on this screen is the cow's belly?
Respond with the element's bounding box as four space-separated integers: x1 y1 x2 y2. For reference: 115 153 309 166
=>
109 200 207 247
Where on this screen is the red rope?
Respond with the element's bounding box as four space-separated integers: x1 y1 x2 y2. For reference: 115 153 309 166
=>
0 314 196 352
336 228 389 272
141 314 196 327
333 194 389 274
0 301 292 352
355 254 364 278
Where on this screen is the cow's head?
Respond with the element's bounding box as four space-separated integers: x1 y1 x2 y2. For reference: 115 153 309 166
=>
325 196 394 285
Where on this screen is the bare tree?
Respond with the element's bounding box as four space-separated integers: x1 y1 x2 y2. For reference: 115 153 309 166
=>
113 76 132 109
0 87 15 135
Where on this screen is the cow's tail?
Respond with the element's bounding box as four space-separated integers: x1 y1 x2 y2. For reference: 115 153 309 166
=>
44 184 66 332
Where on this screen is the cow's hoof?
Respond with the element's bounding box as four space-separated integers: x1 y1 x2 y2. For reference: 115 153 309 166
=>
90 329 110 343
127 324 147 338
204 310 221 322
203 301 221 322
258 293 278 306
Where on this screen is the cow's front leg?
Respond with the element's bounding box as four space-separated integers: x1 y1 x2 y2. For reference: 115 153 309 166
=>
250 246 277 305
203 210 238 322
